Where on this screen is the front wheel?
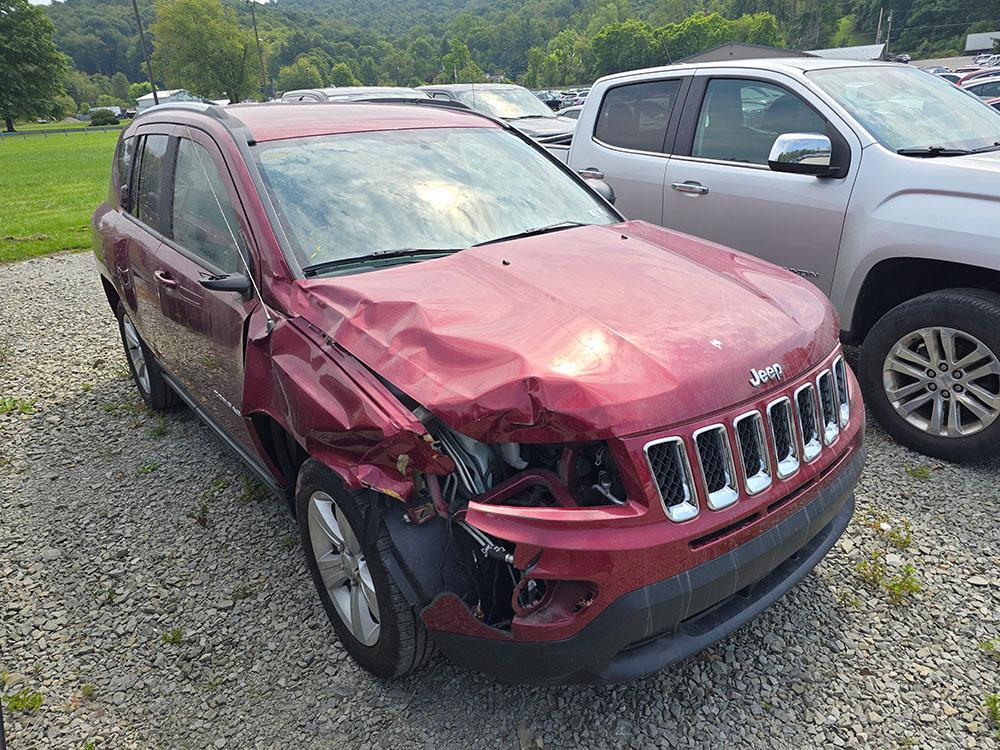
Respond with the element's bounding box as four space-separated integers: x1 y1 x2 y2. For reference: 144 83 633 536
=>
296 459 433 678
115 303 179 411
859 289 1000 462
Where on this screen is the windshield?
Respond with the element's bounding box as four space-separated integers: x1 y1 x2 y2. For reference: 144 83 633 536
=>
452 87 556 119
808 66 1000 151
254 127 617 270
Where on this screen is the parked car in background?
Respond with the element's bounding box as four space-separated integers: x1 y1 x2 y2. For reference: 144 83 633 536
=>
558 104 583 120
418 83 575 143
93 99 863 684
534 90 563 111
571 89 590 105
963 75 1000 99
987 96 1000 111
548 58 1000 461
958 67 1000 86
937 72 962 84
954 65 984 74
281 87 430 102
921 66 949 74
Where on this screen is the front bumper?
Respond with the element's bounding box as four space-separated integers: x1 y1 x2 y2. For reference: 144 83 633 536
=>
427 446 863 684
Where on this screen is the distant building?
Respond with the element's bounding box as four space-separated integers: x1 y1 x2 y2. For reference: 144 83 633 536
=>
965 31 1000 54
808 43 886 61
680 42 812 63
136 89 207 113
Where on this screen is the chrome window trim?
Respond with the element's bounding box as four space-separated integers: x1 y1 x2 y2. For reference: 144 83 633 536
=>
732 410 772 495
833 355 851 428
816 369 840 445
591 137 670 159
668 154 772 171
692 424 739 511
794 383 822 463
643 435 699 522
766 396 800 480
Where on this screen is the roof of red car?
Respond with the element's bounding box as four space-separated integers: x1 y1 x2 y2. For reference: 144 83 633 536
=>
225 102 497 142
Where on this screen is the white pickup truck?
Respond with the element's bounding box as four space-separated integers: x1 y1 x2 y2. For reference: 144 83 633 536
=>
547 57 1000 462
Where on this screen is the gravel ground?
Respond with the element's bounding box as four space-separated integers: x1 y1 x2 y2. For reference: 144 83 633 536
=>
1 251 998 750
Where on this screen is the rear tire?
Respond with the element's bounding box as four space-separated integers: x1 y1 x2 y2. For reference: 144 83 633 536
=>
296 459 433 678
859 289 1000 462
115 303 179 412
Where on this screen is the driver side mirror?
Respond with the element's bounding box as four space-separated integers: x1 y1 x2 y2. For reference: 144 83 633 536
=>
584 177 616 205
767 133 835 176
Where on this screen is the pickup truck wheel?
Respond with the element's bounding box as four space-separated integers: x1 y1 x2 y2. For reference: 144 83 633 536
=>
860 289 1000 462
296 459 433 678
115 303 179 411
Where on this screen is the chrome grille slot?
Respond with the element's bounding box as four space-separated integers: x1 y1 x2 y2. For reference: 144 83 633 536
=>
795 383 822 462
644 437 698 522
817 370 839 444
833 356 850 427
766 397 799 479
733 411 771 494
693 425 739 510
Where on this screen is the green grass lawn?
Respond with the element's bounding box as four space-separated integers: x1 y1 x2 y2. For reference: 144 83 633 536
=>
0 130 119 263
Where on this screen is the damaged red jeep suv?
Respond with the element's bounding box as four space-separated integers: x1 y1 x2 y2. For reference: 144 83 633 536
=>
93 101 864 684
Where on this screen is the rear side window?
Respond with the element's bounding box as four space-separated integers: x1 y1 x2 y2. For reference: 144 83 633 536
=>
594 80 680 153
116 136 136 209
692 79 826 165
171 138 243 273
134 134 170 228
971 80 1000 98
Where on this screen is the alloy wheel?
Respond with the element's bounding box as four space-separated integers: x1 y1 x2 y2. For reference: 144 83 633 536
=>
882 326 1000 438
122 317 151 394
307 491 380 646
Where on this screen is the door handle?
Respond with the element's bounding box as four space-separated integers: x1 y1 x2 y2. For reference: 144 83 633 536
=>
154 269 178 288
671 181 709 195
578 167 605 180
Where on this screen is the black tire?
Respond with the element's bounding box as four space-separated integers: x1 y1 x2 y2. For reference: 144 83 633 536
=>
859 288 1000 462
115 302 179 411
296 459 433 678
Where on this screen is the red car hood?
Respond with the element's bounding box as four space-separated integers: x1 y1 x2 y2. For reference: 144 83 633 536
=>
289 221 839 442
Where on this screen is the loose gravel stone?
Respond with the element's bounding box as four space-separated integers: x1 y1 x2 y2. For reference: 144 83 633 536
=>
1 252 998 749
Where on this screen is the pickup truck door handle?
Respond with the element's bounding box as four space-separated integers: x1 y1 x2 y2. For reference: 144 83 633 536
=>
671 181 709 196
578 167 605 180
154 269 178 288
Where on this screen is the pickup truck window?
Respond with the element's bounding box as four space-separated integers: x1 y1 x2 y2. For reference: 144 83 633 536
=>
808 65 1000 152
171 138 243 274
134 134 170 229
594 80 680 153
254 127 617 270
692 79 826 165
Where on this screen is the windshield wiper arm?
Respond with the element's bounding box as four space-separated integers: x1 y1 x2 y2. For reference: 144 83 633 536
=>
473 221 588 247
970 141 1000 154
302 247 460 277
896 146 971 157
509 115 553 120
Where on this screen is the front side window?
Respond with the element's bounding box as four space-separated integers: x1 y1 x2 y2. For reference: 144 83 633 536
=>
134 134 170 228
171 138 243 273
969 79 1000 99
692 79 826 165
594 80 680 153
809 65 1000 152
253 127 618 271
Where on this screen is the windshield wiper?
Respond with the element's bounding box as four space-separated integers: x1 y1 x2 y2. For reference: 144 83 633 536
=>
970 141 1000 154
473 221 588 247
302 247 459 277
896 146 971 157
509 115 553 120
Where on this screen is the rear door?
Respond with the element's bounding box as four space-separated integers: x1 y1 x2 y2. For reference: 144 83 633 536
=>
568 73 691 224
661 70 861 294
147 126 259 443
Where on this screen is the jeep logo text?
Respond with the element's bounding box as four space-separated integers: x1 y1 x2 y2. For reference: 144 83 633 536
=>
749 363 783 387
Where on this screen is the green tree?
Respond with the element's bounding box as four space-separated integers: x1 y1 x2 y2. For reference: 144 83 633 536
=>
436 39 486 83
329 61 360 87
0 0 69 131
128 81 152 102
151 0 260 103
277 56 323 92
588 19 658 78
110 71 130 99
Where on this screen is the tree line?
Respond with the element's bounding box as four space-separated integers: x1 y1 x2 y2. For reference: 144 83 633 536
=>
4 0 1000 130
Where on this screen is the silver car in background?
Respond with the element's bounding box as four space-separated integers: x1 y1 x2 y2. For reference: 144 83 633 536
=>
553 59 1000 462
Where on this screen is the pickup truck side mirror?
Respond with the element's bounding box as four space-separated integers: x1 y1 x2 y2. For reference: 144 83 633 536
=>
767 133 835 176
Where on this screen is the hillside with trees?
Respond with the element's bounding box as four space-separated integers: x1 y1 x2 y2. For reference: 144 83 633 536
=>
4 0 999 128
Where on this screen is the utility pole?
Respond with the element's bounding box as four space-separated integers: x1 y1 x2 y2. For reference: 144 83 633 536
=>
885 10 893 55
130 0 158 106
876 7 884 44
247 0 270 100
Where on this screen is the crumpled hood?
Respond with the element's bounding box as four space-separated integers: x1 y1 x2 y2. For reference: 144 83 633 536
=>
290 221 838 442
